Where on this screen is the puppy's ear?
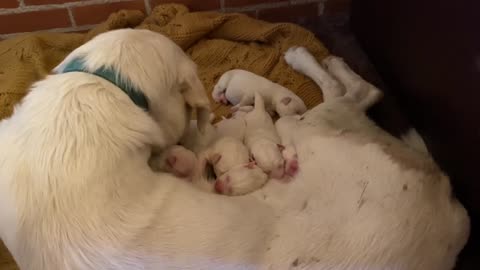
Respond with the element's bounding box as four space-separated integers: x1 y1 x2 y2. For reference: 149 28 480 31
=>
182 71 211 134
281 97 292 105
210 153 222 164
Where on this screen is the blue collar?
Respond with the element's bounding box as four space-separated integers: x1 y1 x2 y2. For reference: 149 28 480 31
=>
61 58 149 111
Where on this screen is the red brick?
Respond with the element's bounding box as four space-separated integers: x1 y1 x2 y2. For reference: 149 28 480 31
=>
24 0 79 5
224 0 280 8
0 0 19 8
258 3 319 23
150 0 220 11
72 0 146 26
324 0 351 14
0 9 71 34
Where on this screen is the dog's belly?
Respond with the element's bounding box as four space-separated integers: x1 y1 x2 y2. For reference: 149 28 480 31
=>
250 134 468 270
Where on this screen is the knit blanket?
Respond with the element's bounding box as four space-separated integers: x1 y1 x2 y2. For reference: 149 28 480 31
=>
0 3 328 120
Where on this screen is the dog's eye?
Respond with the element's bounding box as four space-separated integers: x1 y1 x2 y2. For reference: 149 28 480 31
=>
205 162 216 182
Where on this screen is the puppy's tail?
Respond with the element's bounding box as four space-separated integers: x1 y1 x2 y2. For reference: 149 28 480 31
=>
253 92 266 113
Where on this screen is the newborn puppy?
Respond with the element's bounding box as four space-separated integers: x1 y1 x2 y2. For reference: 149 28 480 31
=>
149 145 198 179
244 92 285 179
214 162 269 196
214 111 247 141
212 69 307 116
205 136 250 177
275 116 301 178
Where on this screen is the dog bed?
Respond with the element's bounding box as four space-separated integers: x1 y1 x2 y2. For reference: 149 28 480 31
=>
0 3 329 269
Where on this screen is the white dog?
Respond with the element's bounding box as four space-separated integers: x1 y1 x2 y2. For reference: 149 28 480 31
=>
0 29 469 270
212 69 307 116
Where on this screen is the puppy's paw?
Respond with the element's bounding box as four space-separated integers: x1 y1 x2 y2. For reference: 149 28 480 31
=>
284 46 317 73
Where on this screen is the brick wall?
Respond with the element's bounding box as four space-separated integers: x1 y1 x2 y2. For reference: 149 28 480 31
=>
0 0 351 38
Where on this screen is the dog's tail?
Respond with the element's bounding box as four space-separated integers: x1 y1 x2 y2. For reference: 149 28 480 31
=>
401 128 429 154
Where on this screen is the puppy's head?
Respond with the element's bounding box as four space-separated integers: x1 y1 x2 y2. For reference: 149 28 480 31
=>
253 141 285 179
54 29 211 145
214 162 268 196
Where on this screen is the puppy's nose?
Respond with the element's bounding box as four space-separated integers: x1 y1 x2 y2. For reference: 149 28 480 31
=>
214 181 225 194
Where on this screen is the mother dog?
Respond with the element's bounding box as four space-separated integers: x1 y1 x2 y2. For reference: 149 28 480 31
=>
0 29 469 269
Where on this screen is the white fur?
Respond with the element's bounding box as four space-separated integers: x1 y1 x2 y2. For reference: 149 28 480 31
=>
212 69 307 116
244 92 285 179
214 113 247 141
205 136 250 177
0 39 469 270
215 163 269 196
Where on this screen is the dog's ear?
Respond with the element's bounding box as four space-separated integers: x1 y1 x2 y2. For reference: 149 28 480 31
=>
182 72 211 134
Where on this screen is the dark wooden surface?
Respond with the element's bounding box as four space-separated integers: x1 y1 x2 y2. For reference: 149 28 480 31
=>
350 0 480 268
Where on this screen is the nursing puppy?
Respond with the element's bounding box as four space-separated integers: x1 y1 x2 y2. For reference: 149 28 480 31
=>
214 111 247 141
212 69 307 116
214 162 269 196
205 136 250 177
244 92 285 179
180 120 268 195
177 117 267 195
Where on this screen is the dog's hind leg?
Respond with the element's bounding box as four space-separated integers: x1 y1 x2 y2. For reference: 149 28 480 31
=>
284 46 345 102
322 56 383 111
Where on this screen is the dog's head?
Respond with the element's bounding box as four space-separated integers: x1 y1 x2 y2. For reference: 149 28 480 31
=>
54 29 211 146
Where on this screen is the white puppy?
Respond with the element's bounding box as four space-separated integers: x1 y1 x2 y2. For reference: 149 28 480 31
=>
244 92 286 179
214 162 269 196
204 136 250 177
212 69 307 116
214 111 247 141
179 117 266 195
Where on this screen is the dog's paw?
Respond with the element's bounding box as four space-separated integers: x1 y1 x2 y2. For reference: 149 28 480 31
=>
321 55 345 71
284 46 317 73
